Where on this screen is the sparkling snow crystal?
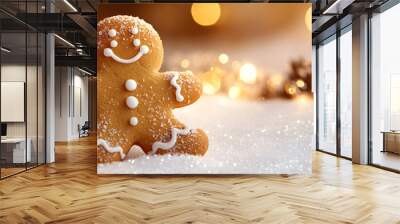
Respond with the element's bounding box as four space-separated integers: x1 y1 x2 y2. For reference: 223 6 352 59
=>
98 95 314 174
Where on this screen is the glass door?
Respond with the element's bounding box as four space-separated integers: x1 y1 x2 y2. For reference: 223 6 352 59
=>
0 0 47 179
1 30 28 178
317 35 337 154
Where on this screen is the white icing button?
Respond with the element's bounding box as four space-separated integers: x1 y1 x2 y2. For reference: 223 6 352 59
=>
108 29 117 37
129 117 139 126
104 48 113 57
110 40 118 48
126 96 139 109
140 45 149 54
133 39 140 47
125 79 137 91
131 27 139 34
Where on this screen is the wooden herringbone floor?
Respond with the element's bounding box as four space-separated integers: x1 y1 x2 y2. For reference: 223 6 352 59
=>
1 136 400 224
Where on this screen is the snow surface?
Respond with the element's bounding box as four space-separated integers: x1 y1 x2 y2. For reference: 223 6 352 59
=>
98 95 314 174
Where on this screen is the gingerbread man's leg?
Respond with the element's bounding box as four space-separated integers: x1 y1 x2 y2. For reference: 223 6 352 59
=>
150 128 208 156
171 128 208 155
149 71 208 156
97 144 124 163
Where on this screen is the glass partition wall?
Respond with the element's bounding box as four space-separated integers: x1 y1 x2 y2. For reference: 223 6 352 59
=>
316 26 352 159
370 3 400 171
0 1 46 179
339 28 352 159
317 35 337 154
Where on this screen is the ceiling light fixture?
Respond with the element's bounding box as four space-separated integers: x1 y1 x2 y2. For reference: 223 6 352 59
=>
322 0 355 15
1 47 11 53
77 67 93 76
54 34 75 48
63 0 78 12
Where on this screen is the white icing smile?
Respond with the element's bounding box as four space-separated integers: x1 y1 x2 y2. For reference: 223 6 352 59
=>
104 45 149 64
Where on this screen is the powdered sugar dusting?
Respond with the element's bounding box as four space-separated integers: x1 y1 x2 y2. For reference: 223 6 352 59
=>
98 96 314 174
97 15 161 49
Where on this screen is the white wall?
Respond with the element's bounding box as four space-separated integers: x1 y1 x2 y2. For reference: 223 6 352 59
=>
1 64 46 163
55 66 70 141
54 67 89 141
1 65 39 138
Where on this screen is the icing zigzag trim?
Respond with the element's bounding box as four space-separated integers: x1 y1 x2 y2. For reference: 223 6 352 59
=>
151 127 191 154
170 72 184 102
98 139 126 159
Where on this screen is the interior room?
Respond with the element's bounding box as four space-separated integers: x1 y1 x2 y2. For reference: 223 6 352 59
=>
370 3 400 171
0 0 400 223
0 10 46 178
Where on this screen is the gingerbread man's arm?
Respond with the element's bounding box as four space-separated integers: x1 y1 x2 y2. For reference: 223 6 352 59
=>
161 70 202 108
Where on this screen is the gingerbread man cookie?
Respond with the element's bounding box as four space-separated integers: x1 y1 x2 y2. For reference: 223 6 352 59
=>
97 15 208 163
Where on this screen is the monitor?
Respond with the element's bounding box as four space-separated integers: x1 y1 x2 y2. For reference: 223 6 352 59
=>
1 123 7 137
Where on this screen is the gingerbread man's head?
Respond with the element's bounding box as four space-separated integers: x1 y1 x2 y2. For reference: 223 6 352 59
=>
97 16 163 71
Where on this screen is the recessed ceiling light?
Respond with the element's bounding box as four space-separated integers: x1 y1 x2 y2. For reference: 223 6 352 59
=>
63 0 78 12
54 34 75 48
1 47 11 53
77 67 93 76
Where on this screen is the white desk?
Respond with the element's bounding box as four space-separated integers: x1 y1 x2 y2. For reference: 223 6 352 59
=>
1 138 31 163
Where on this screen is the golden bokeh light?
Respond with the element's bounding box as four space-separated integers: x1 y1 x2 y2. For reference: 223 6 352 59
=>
296 79 305 88
180 59 190 69
200 68 222 95
285 83 298 96
270 74 284 88
191 3 221 26
228 86 241 99
232 60 241 71
305 7 312 32
203 82 218 95
295 94 311 104
218 53 229 64
239 63 257 84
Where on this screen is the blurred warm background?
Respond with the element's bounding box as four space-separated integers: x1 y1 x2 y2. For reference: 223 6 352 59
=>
98 3 312 100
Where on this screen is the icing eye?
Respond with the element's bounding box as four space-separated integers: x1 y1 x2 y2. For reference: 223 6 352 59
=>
110 40 118 48
131 27 139 35
140 45 149 54
108 29 117 37
133 39 140 47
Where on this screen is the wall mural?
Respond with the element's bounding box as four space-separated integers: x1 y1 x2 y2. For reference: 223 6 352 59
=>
97 3 313 174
